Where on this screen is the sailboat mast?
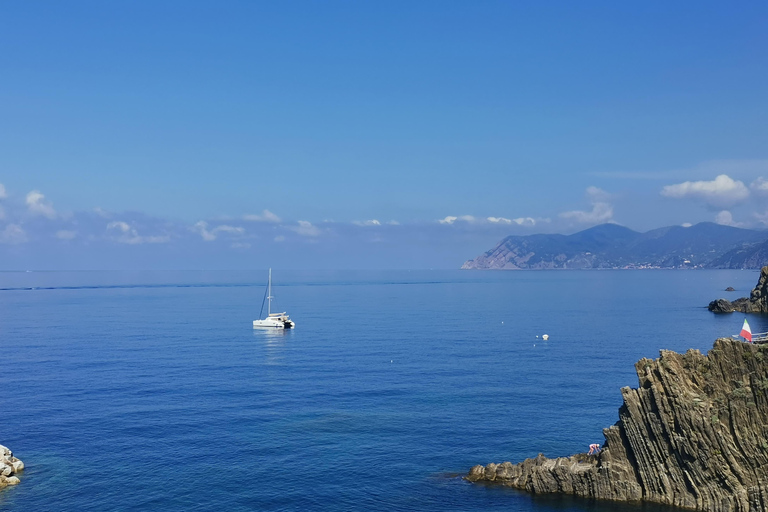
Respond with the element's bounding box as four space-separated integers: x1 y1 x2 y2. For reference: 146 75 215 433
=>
267 268 272 316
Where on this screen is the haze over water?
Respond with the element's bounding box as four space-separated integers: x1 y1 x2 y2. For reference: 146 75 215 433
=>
0 269 760 511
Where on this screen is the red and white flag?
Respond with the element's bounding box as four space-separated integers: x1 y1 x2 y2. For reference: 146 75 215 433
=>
741 319 752 343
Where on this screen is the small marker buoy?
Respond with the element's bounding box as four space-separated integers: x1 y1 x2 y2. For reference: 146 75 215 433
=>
536 335 539 338
390 360 393 363
542 334 549 340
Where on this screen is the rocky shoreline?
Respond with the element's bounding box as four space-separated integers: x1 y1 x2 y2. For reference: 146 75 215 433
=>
708 266 768 314
0 445 23 488
466 338 768 511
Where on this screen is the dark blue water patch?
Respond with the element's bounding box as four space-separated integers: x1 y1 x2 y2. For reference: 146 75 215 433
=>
0 270 757 511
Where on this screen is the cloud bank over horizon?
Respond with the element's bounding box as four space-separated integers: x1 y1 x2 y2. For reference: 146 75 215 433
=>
3 168 768 270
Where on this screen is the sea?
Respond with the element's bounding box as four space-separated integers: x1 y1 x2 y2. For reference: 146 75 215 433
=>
0 269 764 512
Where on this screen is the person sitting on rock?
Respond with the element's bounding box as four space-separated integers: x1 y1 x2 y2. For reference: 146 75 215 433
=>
588 443 600 455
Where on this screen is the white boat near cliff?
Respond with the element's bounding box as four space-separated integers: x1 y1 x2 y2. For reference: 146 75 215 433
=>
253 269 295 329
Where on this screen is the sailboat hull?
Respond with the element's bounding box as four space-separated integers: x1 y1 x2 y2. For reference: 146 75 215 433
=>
253 319 294 329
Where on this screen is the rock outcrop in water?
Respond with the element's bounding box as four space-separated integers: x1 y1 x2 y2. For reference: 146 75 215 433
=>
0 445 23 488
708 266 768 314
467 338 768 511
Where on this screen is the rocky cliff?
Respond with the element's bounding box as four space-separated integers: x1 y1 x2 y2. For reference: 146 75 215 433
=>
710 240 768 269
467 338 768 511
708 266 768 313
0 445 23 488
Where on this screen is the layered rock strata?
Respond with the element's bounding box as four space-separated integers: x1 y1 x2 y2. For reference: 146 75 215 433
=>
467 338 768 511
708 266 768 313
0 445 23 488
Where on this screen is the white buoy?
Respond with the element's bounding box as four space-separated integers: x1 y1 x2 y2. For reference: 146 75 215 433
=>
535 335 539 338
542 334 549 340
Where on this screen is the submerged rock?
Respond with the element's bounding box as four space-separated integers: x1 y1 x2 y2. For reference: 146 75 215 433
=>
466 338 768 511
0 444 23 488
708 266 768 313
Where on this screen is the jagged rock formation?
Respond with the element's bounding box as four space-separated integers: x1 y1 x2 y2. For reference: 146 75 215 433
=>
0 445 23 488
708 266 768 314
467 338 768 511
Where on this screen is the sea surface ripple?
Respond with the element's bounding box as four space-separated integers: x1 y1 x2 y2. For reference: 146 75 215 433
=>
0 269 760 511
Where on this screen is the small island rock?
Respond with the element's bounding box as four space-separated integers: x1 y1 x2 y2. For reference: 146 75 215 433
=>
708 298 735 313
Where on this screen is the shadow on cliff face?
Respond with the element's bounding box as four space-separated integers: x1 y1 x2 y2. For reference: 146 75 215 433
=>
529 492 683 511
472 480 677 511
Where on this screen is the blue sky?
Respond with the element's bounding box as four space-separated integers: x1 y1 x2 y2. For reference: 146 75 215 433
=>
2 1 768 269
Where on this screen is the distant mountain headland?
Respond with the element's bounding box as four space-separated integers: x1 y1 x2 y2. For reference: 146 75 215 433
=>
467 338 768 511
462 222 768 270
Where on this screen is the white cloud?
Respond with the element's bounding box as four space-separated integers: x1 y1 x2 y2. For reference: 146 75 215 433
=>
439 214 543 227
0 184 7 199
660 174 750 209
438 215 476 225
560 203 614 224
26 190 57 219
714 210 743 227
386 220 400 225
194 221 216 241
681 223 693 228
0 224 26 244
56 230 77 240
290 220 321 237
750 177 768 196
243 210 281 223
108 221 131 233
487 216 538 226
559 187 614 224
353 219 382 226
585 186 610 202
193 221 245 241
753 210 768 226
108 221 169 244
513 217 538 226
93 207 111 218
274 235 286 242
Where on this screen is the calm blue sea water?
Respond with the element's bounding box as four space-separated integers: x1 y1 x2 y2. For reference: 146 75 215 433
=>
0 269 762 511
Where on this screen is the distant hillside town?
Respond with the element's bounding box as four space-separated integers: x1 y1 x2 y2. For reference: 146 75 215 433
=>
462 222 768 270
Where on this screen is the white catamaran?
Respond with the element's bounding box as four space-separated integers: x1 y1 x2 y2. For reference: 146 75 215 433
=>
253 268 295 329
